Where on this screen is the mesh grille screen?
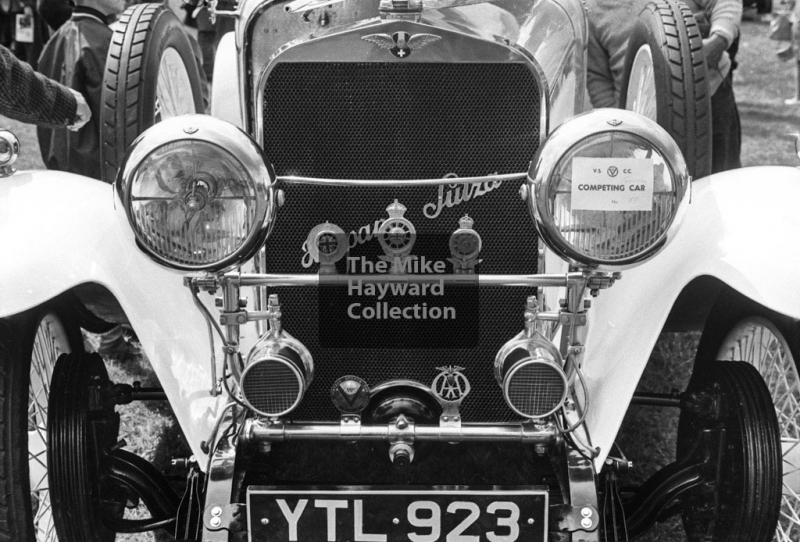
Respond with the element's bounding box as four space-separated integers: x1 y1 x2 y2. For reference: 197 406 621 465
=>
263 62 540 179
242 360 302 415
507 363 566 417
261 59 542 423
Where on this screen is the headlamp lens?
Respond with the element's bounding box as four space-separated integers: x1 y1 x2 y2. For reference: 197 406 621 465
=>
130 140 259 268
547 131 678 263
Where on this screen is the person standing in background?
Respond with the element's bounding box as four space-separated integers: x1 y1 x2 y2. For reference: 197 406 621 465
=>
14 0 49 69
686 0 743 172
785 0 800 104
36 0 124 179
585 0 643 109
586 0 742 173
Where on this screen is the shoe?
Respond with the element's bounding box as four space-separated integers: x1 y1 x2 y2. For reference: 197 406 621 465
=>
785 97 800 105
777 43 795 61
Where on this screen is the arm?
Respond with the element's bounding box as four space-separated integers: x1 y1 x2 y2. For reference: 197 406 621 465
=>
587 29 618 109
701 0 742 67
585 0 619 109
79 34 106 131
0 44 87 127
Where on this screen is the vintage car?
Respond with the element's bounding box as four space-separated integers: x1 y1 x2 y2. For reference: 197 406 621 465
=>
1 0 799 539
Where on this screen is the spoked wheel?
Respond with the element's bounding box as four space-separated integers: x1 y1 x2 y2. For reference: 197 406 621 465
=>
619 0 712 179
28 313 74 542
0 301 83 541
684 299 800 541
714 316 800 542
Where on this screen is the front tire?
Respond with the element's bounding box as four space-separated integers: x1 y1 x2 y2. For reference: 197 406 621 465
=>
619 0 712 179
678 360 782 541
101 3 204 183
0 301 84 542
687 300 800 541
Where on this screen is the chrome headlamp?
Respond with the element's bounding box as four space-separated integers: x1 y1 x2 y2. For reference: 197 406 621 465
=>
116 115 277 271
526 109 690 267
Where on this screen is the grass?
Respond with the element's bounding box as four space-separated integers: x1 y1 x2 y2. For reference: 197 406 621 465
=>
1 13 796 542
736 16 800 166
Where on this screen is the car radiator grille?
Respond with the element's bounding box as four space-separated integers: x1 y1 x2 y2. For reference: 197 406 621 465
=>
262 61 542 422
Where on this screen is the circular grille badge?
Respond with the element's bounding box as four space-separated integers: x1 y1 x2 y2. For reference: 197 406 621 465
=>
331 376 371 414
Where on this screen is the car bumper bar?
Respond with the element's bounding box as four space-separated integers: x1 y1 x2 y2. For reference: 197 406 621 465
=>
227 272 585 288
241 419 561 444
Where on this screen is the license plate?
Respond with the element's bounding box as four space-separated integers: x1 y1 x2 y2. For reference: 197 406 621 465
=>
247 486 548 541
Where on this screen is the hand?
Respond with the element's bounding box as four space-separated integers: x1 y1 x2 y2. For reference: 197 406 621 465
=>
703 33 728 69
23 6 32 16
67 88 91 131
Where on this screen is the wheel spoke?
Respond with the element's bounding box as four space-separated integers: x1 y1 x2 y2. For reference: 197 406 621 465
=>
784 438 800 495
156 48 195 120
33 491 55 542
718 316 800 540
28 431 48 492
26 312 72 542
626 45 657 121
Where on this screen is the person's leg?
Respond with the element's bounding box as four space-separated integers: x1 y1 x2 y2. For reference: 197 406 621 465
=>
195 7 215 82
788 61 800 104
790 11 800 104
711 74 742 173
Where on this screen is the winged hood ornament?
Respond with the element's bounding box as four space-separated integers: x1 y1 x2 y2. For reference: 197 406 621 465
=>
362 31 441 58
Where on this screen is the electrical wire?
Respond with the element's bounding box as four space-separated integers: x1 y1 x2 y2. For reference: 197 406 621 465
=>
189 282 227 344
206 400 237 454
558 355 590 433
560 422 600 459
207 352 255 456
559 429 593 461
222 361 250 412
189 281 228 396
555 358 600 458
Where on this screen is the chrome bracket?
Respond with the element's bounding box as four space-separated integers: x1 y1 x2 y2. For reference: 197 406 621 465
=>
585 271 621 296
340 414 362 436
201 433 240 541
563 447 601 540
558 311 587 326
437 400 463 431
551 504 600 532
219 310 248 326
184 275 220 294
391 414 415 441
204 503 246 532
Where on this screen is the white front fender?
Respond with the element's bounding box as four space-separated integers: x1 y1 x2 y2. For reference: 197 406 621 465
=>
0 171 228 466
583 166 800 467
6 166 800 470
